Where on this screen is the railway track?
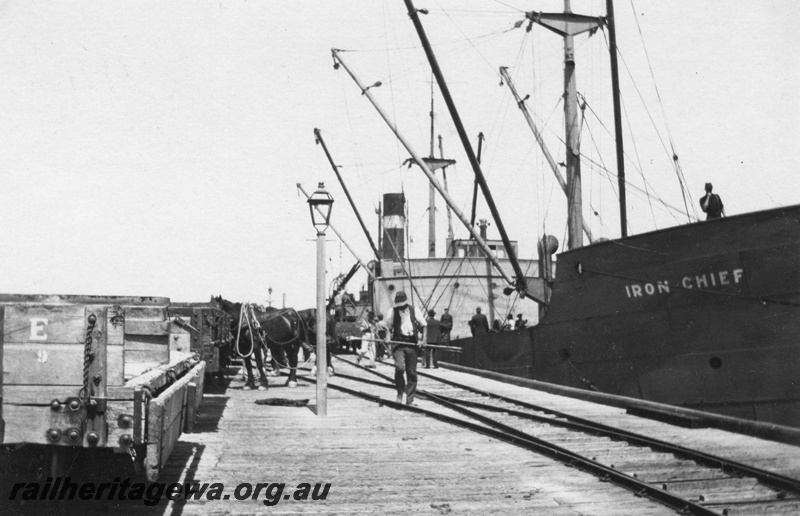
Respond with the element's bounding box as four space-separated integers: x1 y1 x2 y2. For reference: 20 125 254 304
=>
307 356 800 516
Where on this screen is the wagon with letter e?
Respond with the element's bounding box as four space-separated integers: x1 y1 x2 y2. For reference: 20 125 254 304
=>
168 301 233 388
0 294 205 482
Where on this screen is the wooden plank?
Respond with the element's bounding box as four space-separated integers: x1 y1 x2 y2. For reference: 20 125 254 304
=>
193 360 206 412
0 294 170 305
184 382 197 434
144 362 203 481
124 319 170 336
112 352 197 393
124 336 170 364
106 304 124 345
106 345 124 386
3 403 85 445
145 400 165 482
123 305 168 320
158 388 186 471
3 344 84 385
184 361 207 433
4 385 84 404
3 304 87 345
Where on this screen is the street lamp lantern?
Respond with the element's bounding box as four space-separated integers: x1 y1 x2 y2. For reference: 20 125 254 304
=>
308 181 333 417
307 182 334 233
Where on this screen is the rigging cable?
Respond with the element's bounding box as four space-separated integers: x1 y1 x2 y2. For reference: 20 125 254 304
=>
628 0 697 222
601 22 695 222
619 93 659 230
580 99 681 222
381 2 406 170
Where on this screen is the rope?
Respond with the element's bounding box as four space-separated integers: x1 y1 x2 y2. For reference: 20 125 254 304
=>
78 313 97 403
566 358 600 392
235 303 254 358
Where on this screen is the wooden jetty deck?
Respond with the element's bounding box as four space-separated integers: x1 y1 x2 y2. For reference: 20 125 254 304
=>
161 359 677 515
3 357 799 514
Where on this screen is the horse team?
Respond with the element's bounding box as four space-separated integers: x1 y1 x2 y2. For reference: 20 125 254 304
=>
211 296 337 391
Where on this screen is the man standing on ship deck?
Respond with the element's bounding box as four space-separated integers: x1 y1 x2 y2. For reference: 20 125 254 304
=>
439 308 453 344
469 307 489 336
699 182 725 219
388 291 427 405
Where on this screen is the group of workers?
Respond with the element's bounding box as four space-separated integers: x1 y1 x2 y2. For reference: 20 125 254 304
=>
467 307 527 335
354 291 530 406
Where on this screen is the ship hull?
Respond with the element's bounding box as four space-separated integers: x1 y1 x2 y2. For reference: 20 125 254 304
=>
445 205 800 427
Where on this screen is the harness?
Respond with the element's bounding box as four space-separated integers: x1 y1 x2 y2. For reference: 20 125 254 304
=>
235 303 266 358
262 308 304 346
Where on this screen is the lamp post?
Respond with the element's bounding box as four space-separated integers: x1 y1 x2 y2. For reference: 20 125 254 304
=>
307 182 334 416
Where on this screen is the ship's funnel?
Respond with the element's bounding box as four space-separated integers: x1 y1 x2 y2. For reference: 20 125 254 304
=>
381 193 405 262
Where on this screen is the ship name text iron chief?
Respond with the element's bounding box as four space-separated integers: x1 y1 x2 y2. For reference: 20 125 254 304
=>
625 268 744 299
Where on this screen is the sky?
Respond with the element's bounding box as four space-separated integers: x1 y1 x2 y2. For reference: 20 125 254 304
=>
0 0 797 309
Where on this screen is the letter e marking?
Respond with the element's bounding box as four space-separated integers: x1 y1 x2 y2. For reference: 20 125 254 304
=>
30 318 48 341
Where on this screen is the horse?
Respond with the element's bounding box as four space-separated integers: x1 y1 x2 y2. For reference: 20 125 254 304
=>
296 308 337 376
212 296 308 390
212 296 271 390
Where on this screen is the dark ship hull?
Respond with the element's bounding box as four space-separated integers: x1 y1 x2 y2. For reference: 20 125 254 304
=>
446 205 800 427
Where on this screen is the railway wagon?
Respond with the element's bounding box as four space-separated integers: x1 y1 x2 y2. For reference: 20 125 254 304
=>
0 294 206 482
167 302 233 384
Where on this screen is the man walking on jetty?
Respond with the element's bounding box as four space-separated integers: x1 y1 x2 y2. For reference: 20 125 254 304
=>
423 309 440 369
388 291 427 405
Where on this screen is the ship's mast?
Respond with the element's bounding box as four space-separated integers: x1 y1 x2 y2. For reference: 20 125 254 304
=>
526 6 603 250
563 0 582 250
421 82 457 258
606 0 628 237
439 135 455 244
428 80 436 257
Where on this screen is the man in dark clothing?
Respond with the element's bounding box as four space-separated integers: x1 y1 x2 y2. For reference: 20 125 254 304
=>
515 313 528 329
423 309 440 368
388 291 427 405
439 308 453 344
468 307 489 336
699 182 725 220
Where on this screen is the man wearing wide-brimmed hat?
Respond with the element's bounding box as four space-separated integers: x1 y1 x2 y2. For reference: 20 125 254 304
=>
388 291 427 405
